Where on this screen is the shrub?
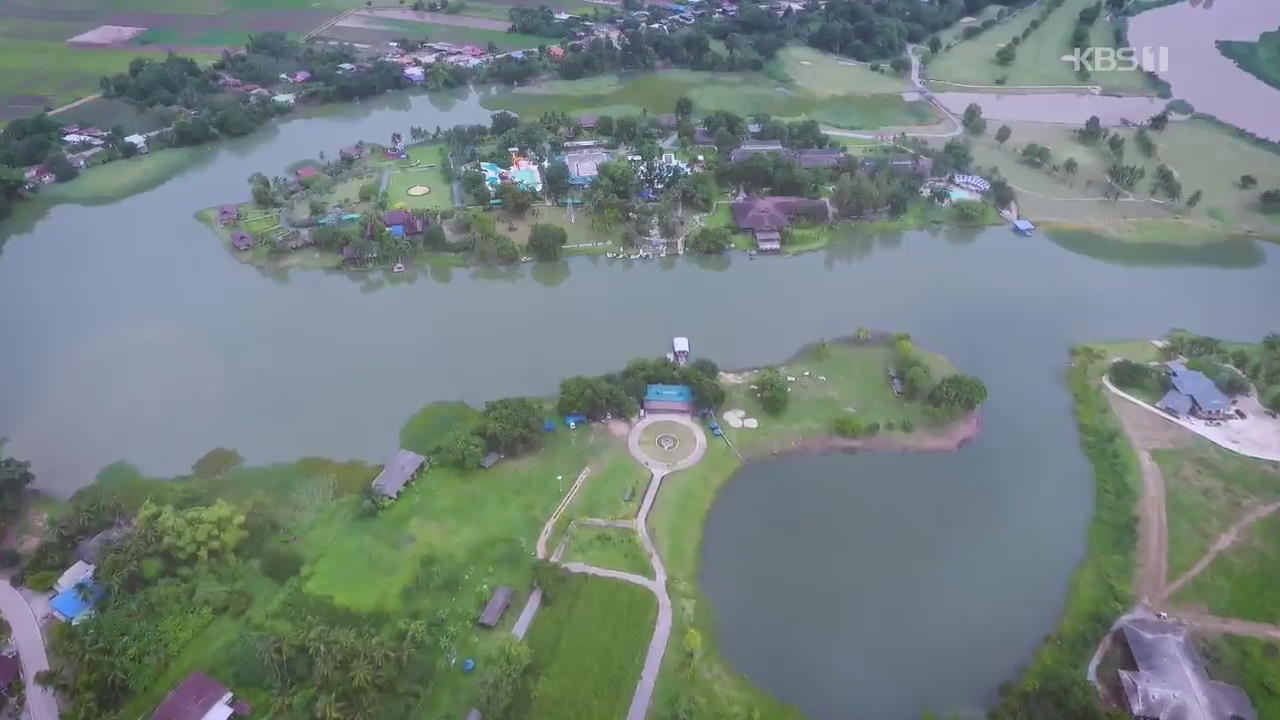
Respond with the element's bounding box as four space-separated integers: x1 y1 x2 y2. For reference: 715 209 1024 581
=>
25 569 60 592
900 419 915 433
261 546 304 583
756 368 789 414
833 417 863 438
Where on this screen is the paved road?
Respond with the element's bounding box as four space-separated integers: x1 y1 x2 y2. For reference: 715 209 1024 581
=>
0 583 58 720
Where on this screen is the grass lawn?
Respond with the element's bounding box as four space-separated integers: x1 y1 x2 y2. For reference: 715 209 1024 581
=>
562 525 651 578
1153 439 1280 582
1198 634 1280 720
516 574 657 720
718 341 956 456
772 46 911 96
932 5 1005 48
354 17 554 52
1218 28 1280 92
958 117 1280 238
495 204 614 248
564 446 648 522
1173 511 1280 624
385 144 452 211
485 68 939 130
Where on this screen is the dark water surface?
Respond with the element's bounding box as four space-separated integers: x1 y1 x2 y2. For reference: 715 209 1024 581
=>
2 84 1279 720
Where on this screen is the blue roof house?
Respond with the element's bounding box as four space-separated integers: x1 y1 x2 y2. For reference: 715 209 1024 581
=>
1163 363 1232 419
1011 219 1036 235
51 580 104 624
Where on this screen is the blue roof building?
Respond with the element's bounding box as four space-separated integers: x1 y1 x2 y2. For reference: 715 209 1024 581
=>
51 580 103 624
1163 363 1232 418
644 384 694 413
1011 219 1036 235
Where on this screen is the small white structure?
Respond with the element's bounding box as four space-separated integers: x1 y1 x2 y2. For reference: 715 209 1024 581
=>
54 560 95 594
271 93 297 108
62 133 104 147
673 336 690 365
123 134 149 153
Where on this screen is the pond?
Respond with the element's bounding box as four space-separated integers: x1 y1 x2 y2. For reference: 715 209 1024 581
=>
1 81 1279 720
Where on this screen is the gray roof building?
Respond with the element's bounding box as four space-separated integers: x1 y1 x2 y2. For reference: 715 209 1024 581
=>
1117 618 1256 720
371 449 426 499
480 451 502 469
1167 363 1231 416
477 586 514 628
1156 390 1194 417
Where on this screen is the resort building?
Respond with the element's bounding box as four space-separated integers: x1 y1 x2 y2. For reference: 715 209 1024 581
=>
1115 618 1255 720
951 174 990 192
370 449 427 500
217 205 238 226
730 195 831 252
229 231 254 252
383 210 425 235
150 671 250 720
1157 363 1232 420
564 149 613 186
644 384 694 414
673 336 690 365
728 143 846 169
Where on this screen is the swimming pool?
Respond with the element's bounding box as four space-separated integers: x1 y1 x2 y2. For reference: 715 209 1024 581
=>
949 188 979 202
480 162 542 192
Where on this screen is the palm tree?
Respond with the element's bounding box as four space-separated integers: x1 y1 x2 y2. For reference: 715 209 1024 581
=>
350 658 374 691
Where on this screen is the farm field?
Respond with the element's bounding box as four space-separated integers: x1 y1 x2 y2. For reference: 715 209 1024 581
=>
485 66 938 130
927 0 1150 93
958 117 1280 238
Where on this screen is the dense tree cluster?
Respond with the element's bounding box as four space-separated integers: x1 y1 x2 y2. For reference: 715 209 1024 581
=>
809 0 1018 60
926 374 989 412
756 368 790 414
557 356 725 419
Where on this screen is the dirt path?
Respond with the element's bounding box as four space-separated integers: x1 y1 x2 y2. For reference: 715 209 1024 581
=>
1161 501 1280 602
1179 612 1280 642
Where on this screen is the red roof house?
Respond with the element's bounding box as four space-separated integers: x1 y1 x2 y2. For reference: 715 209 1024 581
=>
150 671 246 720
295 167 319 181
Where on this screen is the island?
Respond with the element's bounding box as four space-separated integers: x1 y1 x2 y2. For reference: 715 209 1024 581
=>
1 334 984 720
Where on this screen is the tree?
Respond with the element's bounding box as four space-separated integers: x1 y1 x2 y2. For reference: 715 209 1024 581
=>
854 327 871 342
989 178 1015 209
995 44 1016 65
951 200 985 223
436 429 485 469
1260 189 1280 212
544 161 571 201
1077 115 1104 144
961 103 986 135
1186 189 1202 207
1239 174 1257 189
527 222 568 260
686 226 732 254
995 124 1011 146
756 368 789 414
926 374 988 412
1107 134 1125 159
496 182 533 215
45 152 78 182
675 96 694 121
1063 157 1079 176
1019 143 1051 168
0 448 34 527
1147 110 1169 132
928 35 941 54
477 638 531 718
1134 128 1156 157
477 397 544 454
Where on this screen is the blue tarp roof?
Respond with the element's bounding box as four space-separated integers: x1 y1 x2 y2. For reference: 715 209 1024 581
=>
644 384 693 403
1168 363 1230 412
388 224 405 238
1012 219 1035 230
51 580 103 621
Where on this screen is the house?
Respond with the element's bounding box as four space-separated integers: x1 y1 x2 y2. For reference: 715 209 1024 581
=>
548 45 565 60
62 133 104 147
24 166 55 186
271 93 296 108
644 384 694 414
465 709 482 720
403 66 426 84
659 114 678 129
952 173 990 192
1115 618 1255 720
477 586 514 628
55 560 95 594
339 145 365 161
150 671 249 720
480 452 502 470
1161 363 1233 419
337 62 357 73
383 210 426 235
692 129 716 145
50 580 102 623
564 149 612 186
578 114 599 130
1011 219 1036 235
229 231 254 251
282 70 311 84
728 141 785 163
370 449 427 499
730 195 831 251
76 526 128 564
217 205 239 226
295 166 319 181
862 153 932 176
792 147 846 169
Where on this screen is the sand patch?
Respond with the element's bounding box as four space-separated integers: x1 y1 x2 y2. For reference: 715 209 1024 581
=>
67 25 147 45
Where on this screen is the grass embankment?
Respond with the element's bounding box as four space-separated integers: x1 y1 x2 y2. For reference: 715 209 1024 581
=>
987 345 1139 719
1198 634 1280 720
961 117 1280 240
1217 29 1280 93
515 574 657 720
484 48 938 130
1154 439 1280 583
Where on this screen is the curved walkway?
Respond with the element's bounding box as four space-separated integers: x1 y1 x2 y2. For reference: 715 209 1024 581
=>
0 583 59 720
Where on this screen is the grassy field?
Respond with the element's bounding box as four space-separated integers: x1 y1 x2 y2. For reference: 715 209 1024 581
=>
325 16 554 52
1173 512 1280 623
717 340 956 455
1198 634 1280 720
562 446 648 523
771 46 912 96
516 574 657 720
1153 439 1280 581
385 143 453 211
561 525 651 578
927 0 1150 93
958 117 1280 238
1217 28 1280 92
484 66 939 130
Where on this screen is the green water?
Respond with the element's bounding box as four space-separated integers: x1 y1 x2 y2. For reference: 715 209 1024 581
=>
2 83 1278 720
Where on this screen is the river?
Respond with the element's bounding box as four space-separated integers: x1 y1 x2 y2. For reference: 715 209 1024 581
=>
2 84 1279 720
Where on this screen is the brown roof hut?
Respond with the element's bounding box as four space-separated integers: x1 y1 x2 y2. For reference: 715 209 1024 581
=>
577 114 599 129
339 144 365 160
229 231 254 251
383 210 426 235
731 195 830 253
371 449 427 499
217 205 238 225
477 586 514 628
150 671 243 720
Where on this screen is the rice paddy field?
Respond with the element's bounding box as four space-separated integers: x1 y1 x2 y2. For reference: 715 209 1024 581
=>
484 47 935 129
926 0 1152 93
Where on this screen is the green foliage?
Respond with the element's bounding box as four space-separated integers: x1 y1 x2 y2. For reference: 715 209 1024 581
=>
951 200 986 223
1108 359 1167 395
477 397 545 455
1019 143 1052 167
926 374 988 411
260 545 304 583
686 226 733 254
436 428 487 469
528 222 569 260
190 447 243 478
833 417 880 438
0 447 34 522
756 368 789 414
476 637 532 717
25 569 59 592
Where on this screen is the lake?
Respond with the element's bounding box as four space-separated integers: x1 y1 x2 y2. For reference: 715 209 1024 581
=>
2 82 1279 720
